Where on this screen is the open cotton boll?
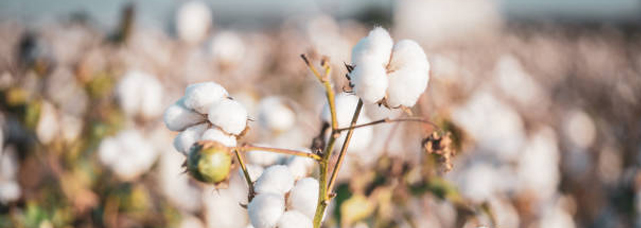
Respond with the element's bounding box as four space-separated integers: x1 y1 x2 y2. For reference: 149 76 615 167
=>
210 31 245 67
173 123 209 155
349 62 388 104
204 187 250 228
164 99 207 131
257 97 296 132
321 93 361 127
208 98 248 135
247 148 284 166
117 70 164 118
36 101 59 144
277 211 313 228
183 82 229 114
201 128 237 147
0 181 21 204
248 193 285 228
98 137 120 166
334 115 373 154
286 149 316 180
158 148 202 212
386 40 430 108
229 164 264 205
287 178 319 219
175 0 212 44
254 165 294 195
351 27 393 67
99 129 159 181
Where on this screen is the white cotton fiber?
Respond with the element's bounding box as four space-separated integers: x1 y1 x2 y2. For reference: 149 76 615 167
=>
247 148 284 167
351 27 393 67
208 98 248 135
0 181 21 204
248 193 285 228
201 127 237 147
386 40 430 108
175 0 212 44
277 210 313 228
349 62 388 104
254 165 294 195
286 151 316 180
164 99 206 131
287 178 319 219
117 70 164 118
173 123 208 155
36 101 59 144
204 187 250 228
257 97 296 132
321 93 361 127
183 82 229 114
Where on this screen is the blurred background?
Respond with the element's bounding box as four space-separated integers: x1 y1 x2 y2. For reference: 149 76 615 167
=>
1 0 641 227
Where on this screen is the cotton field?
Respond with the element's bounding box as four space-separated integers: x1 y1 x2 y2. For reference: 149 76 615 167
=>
0 0 640 228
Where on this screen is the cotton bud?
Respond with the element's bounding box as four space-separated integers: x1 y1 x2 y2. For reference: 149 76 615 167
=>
175 0 212 44
277 211 313 228
186 141 232 184
257 97 296 132
117 70 163 118
201 128 237 147
183 82 229 114
385 40 430 108
173 123 208 155
208 98 248 135
349 62 388 104
248 193 285 228
254 165 294 195
351 27 393 67
287 178 319 219
164 99 206 131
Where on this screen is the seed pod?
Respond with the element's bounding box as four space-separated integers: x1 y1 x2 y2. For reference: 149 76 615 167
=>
187 141 232 184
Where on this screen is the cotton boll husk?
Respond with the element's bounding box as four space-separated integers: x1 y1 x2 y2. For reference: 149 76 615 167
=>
175 0 212 44
164 98 207 131
385 40 430 108
517 126 560 201
276 210 313 228
117 70 164 118
173 123 209 155
351 27 393 67
286 149 316 180
204 187 250 228
254 165 294 195
36 101 59 144
287 177 319 219
349 62 388 104
257 97 296 132
158 147 202 212
210 31 245 67
0 181 21 204
208 98 248 135
183 82 229 114
201 128 237 147
248 193 285 228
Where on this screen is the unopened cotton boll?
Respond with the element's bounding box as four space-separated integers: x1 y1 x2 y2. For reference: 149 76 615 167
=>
351 27 393 67
257 97 296 132
164 99 207 131
183 82 229 114
349 62 388 104
175 0 212 44
117 70 164 118
277 211 313 228
248 193 285 228
386 40 430 108
254 165 294 195
287 177 319 219
174 123 209 155
208 98 248 135
201 128 237 147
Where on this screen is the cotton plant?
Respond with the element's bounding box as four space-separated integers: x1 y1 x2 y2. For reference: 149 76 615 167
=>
162 27 445 228
98 128 159 181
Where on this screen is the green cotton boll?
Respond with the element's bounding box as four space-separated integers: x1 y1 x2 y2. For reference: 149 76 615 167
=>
187 142 232 184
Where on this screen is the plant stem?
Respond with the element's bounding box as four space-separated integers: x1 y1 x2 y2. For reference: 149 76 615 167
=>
335 117 441 132
236 144 322 161
301 54 338 130
233 149 255 202
327 99 363 194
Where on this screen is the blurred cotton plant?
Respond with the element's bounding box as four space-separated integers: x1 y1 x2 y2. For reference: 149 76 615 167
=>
162 27 456 228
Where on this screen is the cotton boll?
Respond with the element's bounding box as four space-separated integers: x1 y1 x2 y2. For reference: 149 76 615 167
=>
286 150 316 180
60 115 83 142
458 162 500 203
349 62 388 104
248 193 285 228
36 101 59 144
184 82 229 114
0 146 18 181
335 115 373 155
175 0 212 44
208 98 248 135
517 127 560 201
117 70 164 118
180 215 205 228
158 148 202 212
277 211 313 228
99 129 159 181
204 187 250 228
287 177 319 219
247 148 284 166
385 40 430 108
351 27 393 67
563 109 596 150
98 137 120 166
164 99 207 131
0 181 21 204
201 128 237 147
229 164 264 205
257 97 296 132
174 123 209 155
254 165 294 195
210 31 245 68
321 93 360 127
